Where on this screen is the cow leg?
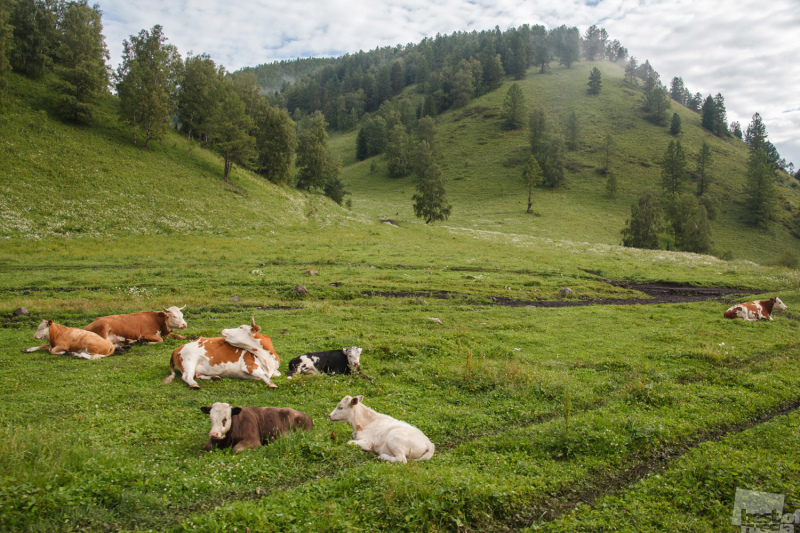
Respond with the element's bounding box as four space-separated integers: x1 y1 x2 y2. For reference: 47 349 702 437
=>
379 452 407 463
23 344 51 353
165 332 189 340
382 440 409 463
180 361 201 389
232 440 261 453
250 367 278 389
48 345 69 355
141 336 164 345
347 439 372 452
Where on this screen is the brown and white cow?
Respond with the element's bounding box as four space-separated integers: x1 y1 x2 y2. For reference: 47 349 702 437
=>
200 402 312 453
24 320 115 359
163 318 280 389
84 306 188 346
724 297 787 321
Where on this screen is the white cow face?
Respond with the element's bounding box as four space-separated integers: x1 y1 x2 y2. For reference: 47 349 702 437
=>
328 395 363 421
345 346 362 371
221 318 261 348
200 402 242 440
774 297 788 312
33 320 51 340
162 305 187 331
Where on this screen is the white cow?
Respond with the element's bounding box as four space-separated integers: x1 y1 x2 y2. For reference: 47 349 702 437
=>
328 395 435 463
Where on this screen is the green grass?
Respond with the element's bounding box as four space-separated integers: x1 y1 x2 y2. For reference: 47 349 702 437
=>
1 62 800 532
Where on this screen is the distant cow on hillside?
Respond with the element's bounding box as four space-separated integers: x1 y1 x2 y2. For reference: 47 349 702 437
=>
287 347 362 379
724 297 787 321
200 402 312 453
24 320 115 359
84 306 188 346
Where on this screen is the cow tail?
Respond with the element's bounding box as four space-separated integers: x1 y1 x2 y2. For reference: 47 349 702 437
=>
163 357 176 384
421 444 435 460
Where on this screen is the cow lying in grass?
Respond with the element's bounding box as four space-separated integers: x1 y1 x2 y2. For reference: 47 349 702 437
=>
328 395 434 463
164 317 280 389
84 306 189 346
724 297 787 321
24 320 115 359
286 346 362 379
200 402 313 453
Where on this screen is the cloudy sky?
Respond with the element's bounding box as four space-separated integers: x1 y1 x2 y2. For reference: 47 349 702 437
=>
98 0 800 167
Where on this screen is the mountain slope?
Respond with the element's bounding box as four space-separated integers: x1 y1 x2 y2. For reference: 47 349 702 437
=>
331 60 800 264
0 74 359 239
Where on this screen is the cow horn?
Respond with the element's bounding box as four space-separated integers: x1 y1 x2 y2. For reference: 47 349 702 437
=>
250 316 256 327
163 307 168 312
180 305 186 310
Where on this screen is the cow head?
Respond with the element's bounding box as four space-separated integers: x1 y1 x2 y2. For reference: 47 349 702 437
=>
328 394 364 421
161 305 187 331
773 297 788 313
200 402 242 440
33 320 52 340
221 316 262 347
344 346 362 372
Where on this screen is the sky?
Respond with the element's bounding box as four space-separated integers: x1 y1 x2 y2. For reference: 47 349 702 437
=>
98 0 800 168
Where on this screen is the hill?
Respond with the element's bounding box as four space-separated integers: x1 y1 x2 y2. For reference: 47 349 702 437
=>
330 60 800 265
0 73 360 240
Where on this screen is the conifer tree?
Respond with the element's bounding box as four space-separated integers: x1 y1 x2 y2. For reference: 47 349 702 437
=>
295 111 331 190
521 155 541 213
744 148 777 228
670 112 681 135
50 1 110 124
206 81 256 183
696 141 713 196
621 191 663 249
587 67 601 95
412 140 451 224
386 123 411 178
501 82 526 130
660 139 687 196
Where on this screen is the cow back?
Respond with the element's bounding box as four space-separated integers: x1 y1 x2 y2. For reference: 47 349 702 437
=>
85 311 165 339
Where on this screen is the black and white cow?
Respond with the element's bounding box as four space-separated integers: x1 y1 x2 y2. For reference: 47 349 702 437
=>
286 346 362 379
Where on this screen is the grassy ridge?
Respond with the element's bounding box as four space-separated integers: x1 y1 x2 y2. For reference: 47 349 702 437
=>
331 61 800 264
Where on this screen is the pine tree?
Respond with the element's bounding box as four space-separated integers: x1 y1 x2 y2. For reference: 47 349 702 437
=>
521 155 542 213
587 67 601 95
621 191 663 249
501 82 526 130
660 139 687 196
295 111 331 190
744 148 777 228
744 112 768 152
412 141 451 224
696 141 713 196
670 112 681 135
624 57 638 85
49 1 110 124
701 95 716 133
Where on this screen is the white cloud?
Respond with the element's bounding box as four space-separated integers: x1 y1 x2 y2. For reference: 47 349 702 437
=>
97 0 800 166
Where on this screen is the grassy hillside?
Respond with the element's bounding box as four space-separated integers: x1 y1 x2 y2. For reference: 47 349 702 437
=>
331 61 800 265
0 74 361 240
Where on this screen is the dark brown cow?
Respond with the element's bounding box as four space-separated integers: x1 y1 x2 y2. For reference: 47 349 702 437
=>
84 306 188 346
200 402 313 453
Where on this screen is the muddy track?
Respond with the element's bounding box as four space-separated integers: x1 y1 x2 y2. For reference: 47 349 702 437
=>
365 282 761 308
493 396 800 532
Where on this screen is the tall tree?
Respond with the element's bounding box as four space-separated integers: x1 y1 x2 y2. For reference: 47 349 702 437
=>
669 77 685 104
744 112 768 153
539 132 566 188
323 156 349 205
50 1 110 124
355 115 387 161
295 111 332 190
582 25 607 60
624 56 638 85
10 0 57 77
713 93 727 136
416 115 436 153
205 82 256 183
0 0 14 97
556 26 580 68
744 148 777 228
587 67 602 95
177 53 223 141
695 140 713 196
565 110 579 151
412 140 451 224
386 123 412 178
528 108 547 155
669 112 681 135
115 25 181 148
521 155 541 213
660 139 687 196
621 191 663 249
700 95 716 133
255 104 296 185
729 121 743 139
501 82 526 130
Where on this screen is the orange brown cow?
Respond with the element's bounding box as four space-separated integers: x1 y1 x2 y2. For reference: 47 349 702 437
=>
24 320 115 359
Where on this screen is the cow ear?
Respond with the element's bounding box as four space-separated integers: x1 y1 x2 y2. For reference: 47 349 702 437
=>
47 320 53 325
200 406 211 414
351 395 363 405
158 311 167 318
231 407 243 416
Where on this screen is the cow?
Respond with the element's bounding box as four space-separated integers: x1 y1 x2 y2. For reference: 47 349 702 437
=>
286 346 362 379
24 320 115 359
200 402 313 453
84 306 188 346
328 395 434 463
724 297 787 321
164 318 280 389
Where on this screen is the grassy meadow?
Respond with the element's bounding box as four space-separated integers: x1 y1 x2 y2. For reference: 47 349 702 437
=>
1 61 800 532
